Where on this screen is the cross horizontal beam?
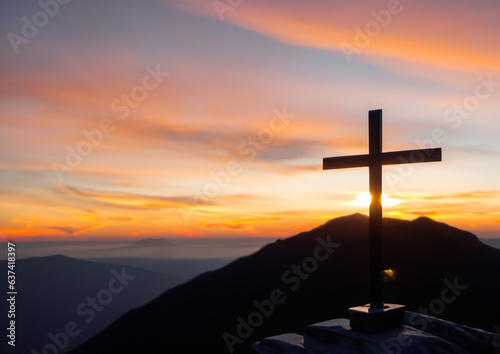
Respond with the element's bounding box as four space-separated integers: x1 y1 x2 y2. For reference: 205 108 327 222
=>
323 148 441 170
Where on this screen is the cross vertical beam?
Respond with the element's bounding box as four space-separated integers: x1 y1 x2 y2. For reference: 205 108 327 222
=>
322 109 442 327
369 110 383 309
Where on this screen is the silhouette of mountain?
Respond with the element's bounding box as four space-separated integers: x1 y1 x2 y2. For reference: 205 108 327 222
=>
70 214 500 354
128 237 176 248
0 255 179 354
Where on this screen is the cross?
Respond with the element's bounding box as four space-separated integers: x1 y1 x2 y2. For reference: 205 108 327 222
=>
323 109 442 310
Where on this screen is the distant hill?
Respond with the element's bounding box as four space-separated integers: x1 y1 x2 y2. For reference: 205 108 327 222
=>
87 257 233 281
129 238 176 248
70 214 500 354
481 238 500 250
0 255 179 354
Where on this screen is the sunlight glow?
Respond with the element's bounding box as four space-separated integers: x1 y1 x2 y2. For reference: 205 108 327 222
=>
347 192 403 207
382 269 397 282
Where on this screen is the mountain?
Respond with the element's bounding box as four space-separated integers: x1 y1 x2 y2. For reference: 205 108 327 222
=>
86 257 233 280
0 255 180 354
70 214 500 354
481 238 500 250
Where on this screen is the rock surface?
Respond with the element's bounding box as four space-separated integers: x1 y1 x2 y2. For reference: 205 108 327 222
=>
253 312 500 353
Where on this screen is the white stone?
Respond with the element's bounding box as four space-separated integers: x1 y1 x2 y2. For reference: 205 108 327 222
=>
253 312 500 353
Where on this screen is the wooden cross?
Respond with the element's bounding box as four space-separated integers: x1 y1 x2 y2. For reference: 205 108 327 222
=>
323 109 442 310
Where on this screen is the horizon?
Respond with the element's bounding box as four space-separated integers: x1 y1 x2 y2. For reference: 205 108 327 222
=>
1 1 500 243
3 206 500 354
2 213 500 243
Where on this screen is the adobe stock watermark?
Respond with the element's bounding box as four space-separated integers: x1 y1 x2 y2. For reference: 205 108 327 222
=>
30 267 135 354
341 0 411 63
385 74 500 193
179 106 295 224
222 235 341 353
380 277 467 354
7 0 72 54
51 64 169 182
212 0 243 21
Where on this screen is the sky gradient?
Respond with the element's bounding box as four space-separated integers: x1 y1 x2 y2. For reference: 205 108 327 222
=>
1 0 499 241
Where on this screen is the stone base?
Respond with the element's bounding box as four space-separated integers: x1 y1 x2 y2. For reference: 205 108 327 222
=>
254 312 500 353
349 303 405 333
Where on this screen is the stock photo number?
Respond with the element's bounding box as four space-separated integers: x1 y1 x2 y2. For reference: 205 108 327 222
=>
6 242 17 347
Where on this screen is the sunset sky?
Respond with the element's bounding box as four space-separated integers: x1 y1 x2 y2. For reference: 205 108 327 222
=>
1 0 499 241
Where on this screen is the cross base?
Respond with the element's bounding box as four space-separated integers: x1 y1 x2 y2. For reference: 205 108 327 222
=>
348 303 405 333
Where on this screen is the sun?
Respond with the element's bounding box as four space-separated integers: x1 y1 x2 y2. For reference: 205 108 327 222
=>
347 192 402 207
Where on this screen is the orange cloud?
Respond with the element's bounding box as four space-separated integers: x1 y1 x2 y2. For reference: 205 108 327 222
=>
170 0 500 72
48 226 94 235
0 228 67 238
58 185 202 210
11 218 40 229
422 191 500 201
27 218 40 228
407 211 437 217
170 228 204 237
202 217 279 231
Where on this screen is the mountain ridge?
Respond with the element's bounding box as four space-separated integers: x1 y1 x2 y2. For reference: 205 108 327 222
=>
70 214 500 354
0 255 180 354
